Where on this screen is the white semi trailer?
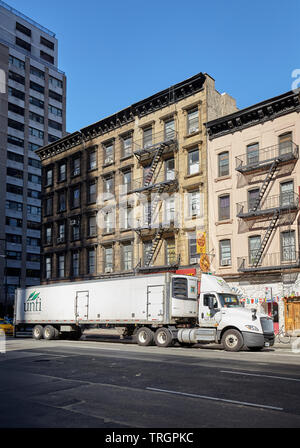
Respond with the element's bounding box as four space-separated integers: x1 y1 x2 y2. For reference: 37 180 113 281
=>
14 273 274 351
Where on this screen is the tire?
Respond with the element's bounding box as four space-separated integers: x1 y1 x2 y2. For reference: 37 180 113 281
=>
32 325 44 340
154 327 173 348
136 327 154 346
43 325 57 341
221 329 244 352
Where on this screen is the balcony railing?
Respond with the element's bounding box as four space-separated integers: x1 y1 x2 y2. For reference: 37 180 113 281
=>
238 251 300 272
131 171 179 193
236 192 299 218
235 142 298 173
133 130 178 159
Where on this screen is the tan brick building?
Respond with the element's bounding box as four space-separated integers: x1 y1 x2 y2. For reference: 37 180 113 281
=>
205 90 300 332
37 72 236 283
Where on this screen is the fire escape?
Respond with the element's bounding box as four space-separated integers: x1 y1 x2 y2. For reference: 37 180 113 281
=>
132 130 179 270
236 141 299 272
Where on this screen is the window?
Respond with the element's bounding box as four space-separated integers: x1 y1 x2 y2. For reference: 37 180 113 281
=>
88 181 97 203
71 186 80 209
29 111 44 124
27 253 40 263
280 181 294 207
103 209 114 233
41 36 55 51
45 197 53 216
58 162 66 181
88 150 97 170
48 134 59 143
45 168 53 186
121 170 131 193
49 90 62 102
103 176 114 196
87 248 96 274
58 191 66 212
8 102 24 116
281 231 296 262
8 135 24 147
218 152 229 177
48 104 62 117
28 173 42 184
7 167 23 179
70 218 80 241
165 158 175 180
28 142 41 152
49 76 63 88
30 96 44 109
8 118 24 132
9 55 25 70
104 247 113 272
57 222 65 242
164 196 175 225
6 234 22 244
45 226 52 245
6 200 22 212
29 127 44 139
279 132 292 155
48 119 62 131
143 127 153 149
16 22 31 37
8 86 25 101
9 71 25 85
246 143 259 165
166 238 176 265
188 191 201 217
6 251 22 260
122 244 132 271
28 158 41 169
16 37 31 52
7 151 24 164
27 205 41 216
6 217 22 228
188 233 200 264
164 118 175 140
143 241 152 265
187 108 199 134
72 157 80 176
72 252 80 277
40 50 54 64
122 134 132 157
220 240 231 266
188 149 199 175
26 237 40 247
120 205 133 230
88 215 97 237
45 256 52 279
58 254 65 278
7 184 23 196
104 142 114 165
248 188 260 211
30 81 44 94
218 195 230 221
249 235 261 265
30 66 45 79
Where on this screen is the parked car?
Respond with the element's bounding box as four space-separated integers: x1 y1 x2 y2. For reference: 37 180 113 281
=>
0 318 14 336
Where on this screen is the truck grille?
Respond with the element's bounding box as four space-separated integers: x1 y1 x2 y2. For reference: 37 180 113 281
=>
260 317 274 334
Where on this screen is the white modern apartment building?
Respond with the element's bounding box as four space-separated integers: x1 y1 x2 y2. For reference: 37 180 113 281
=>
0 0 66 314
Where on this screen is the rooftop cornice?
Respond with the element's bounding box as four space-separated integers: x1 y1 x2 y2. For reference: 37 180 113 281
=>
36 72 207 161
205 90 300 140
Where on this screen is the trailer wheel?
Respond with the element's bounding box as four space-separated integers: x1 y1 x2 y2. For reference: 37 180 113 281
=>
221 329 243 352
32 325 44 340
154 327 173 348
43 325 57 341
136 327 154 346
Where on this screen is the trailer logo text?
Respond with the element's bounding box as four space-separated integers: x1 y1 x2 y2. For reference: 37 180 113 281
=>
24 292 42 312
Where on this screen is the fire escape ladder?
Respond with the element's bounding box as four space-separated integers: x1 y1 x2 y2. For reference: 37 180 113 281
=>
147 184 165 227
145 227 164 267
253 210 280 267
143 145 165 187
252 160 279 212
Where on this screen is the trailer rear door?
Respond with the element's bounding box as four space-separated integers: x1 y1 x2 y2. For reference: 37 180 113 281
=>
147 285 164 321
76 291 89 322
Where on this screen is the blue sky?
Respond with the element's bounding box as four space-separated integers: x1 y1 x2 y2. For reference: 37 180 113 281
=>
6 0 300 133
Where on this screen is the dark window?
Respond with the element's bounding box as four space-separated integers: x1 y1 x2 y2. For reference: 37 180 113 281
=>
58 191 66 212
71 186 80 209
7 152 24 164
49 90 62 102
26 269 41 278
45 197 53 216
28 189 41 199
7 167 23 179
16 37 31 52
8 118 24 132
29 96 44 109
218 152 229 177
9 71 25 85
28 158 41 169
16 22 31 37
8 87 25 100
6 234 22 244
6 217 22 228
48 134 60 143
7 184 23 196
7 135 24 147
40 36 55 50
30 66 45 79
88 181 97 203
30 81 44 94
29 111 44 124
48 119 62 131
8 102 24 116
27 253 41 263
40 50 54 64
218 194 230 221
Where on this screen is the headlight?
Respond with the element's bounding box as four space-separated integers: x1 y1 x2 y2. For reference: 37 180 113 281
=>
245 325 259 332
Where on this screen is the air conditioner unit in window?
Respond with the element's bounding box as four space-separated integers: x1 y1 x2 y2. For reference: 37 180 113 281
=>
221 259 231 266
105 267 113 273
190 257 198 264
57 237 64 243
105 157 113 165
189 127 198 134
70 219 79 226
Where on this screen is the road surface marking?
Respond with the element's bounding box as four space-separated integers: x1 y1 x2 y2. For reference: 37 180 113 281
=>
221 370 300 382
146 387 283 411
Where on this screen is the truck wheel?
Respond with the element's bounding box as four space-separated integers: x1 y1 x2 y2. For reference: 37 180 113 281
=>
136 327 154 346
222 329 243 352
32 325 44 340
154 328 173 348
43 325 56 341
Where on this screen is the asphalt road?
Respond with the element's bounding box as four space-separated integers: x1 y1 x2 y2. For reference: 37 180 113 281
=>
1 333 300 430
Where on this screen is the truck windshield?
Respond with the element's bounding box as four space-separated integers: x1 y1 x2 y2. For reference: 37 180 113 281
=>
218 294 240 308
